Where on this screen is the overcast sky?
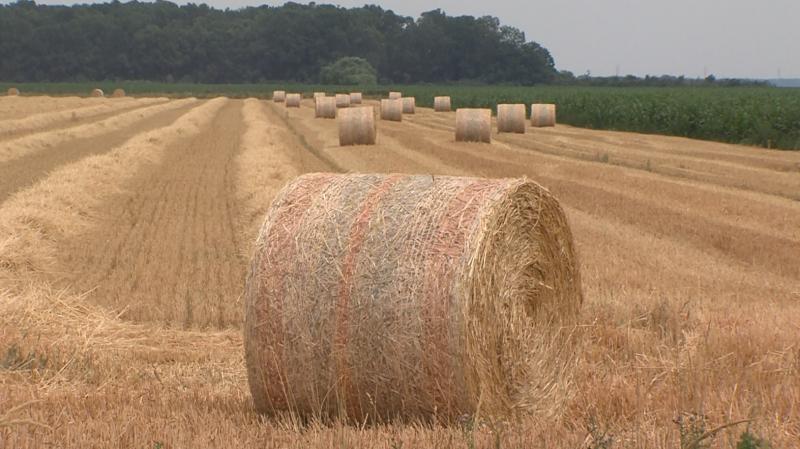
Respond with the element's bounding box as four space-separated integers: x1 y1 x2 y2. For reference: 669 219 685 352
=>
28 0 800 79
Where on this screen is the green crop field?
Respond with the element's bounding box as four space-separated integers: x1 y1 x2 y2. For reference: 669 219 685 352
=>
4 82 799 150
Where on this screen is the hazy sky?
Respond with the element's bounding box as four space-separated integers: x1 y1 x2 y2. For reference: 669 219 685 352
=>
28 0 800 78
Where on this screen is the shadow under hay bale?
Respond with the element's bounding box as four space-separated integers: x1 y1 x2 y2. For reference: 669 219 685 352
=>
497 104 526 134
315 97 337 119
244 173 583 423
337 107 376 146
434 96 451 112
455 108 492 143
380 99 403 122
531 104 556 127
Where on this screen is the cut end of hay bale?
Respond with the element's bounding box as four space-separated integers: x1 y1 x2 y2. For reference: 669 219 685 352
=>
244 173 583 422
455 108 492 143
380 99 403 122
402 97 416 114
434 96 452 112
6 87 20 96
531 104 556 127
90 88 104 98
349 92 363 104
315 96 337 119
111 88 126 98
273 90 287 102
335 94 351 109
337 107 377 146
497 104 526 134
388 91 402 100
285 93 301 108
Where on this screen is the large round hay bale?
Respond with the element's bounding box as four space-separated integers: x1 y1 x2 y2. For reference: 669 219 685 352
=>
434 96 451 112
497 104 526 134
402 97 416 114
7 87 20 96
531 104 556 127
380 99 402 122
335 94 351 109
273 90 287 102
455 108 492 143
315 96 337 119
388 91 402 100
349 92 362 104
313 92 326 100
244 173 583 422
337 107 376 146
285 93 301 108
90 88 104 98
111 88 126 98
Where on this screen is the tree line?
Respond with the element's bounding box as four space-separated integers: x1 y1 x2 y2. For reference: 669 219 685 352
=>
0 1 557 85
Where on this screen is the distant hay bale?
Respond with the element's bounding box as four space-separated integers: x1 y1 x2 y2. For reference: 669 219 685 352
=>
402 97 416 114
244 173 583 422
315 96 337 119
285 93 301 108
111 88 126 98
455 108 492 143
335 94 351 108
90 88 104 98
273 90 287 102
7 87 19 96
434 96 452 112
349 92 363 104
313 92 326 100
380 99 402 122
388 91 402 100
337 107 376 146
497 104 526 134
531 104 556 127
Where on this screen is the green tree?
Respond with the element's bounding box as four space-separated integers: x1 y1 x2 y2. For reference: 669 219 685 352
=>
319 57 377 85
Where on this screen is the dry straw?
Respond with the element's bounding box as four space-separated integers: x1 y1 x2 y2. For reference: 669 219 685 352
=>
388 91 402 100
313 92 326 100
7 87 19 96
531 104 556 127
244 173 583 422
315 97 337 119
273 90 287 102
402 97 416 114
335 94 351 109
337 107 377 146
285 93 301 108
455 108 492 143
349 92 363 104
497 104 526 134
112 88 126 98
434 96 452 112
90 88 104 98
380 99 403 122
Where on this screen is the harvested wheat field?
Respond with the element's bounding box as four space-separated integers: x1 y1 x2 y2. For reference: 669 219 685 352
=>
1 96 799 448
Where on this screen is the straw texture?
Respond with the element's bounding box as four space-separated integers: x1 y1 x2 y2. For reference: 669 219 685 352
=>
6 87 19 96
112 88 126 98
497 104 526 134
455 108 492 143
388 91 402 100
244 173 583 422
285 94 301 108
315 97 337 119
337 107 377 146
434 96 452 112
531 104 556 127
349 92 363 104
91 88 104 98
273 91 286 102
335 94 351 109
380 99 403 122
402 97 416 114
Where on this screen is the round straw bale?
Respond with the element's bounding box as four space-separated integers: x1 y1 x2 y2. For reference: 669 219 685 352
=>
111 88 126 98
273 90 286 102
335 94 351 108
455 108 492 143
90 88 104 98
337 107 376 146
285 93 301 108
7 87 20 96
380 99 402 122
388 91 402 100
531 104 556 127
244 173 583 422
434 96 452 112
349 92 363 104
313 92 326 100
497 104 526 134
402 97 416 114
315 96 337 119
